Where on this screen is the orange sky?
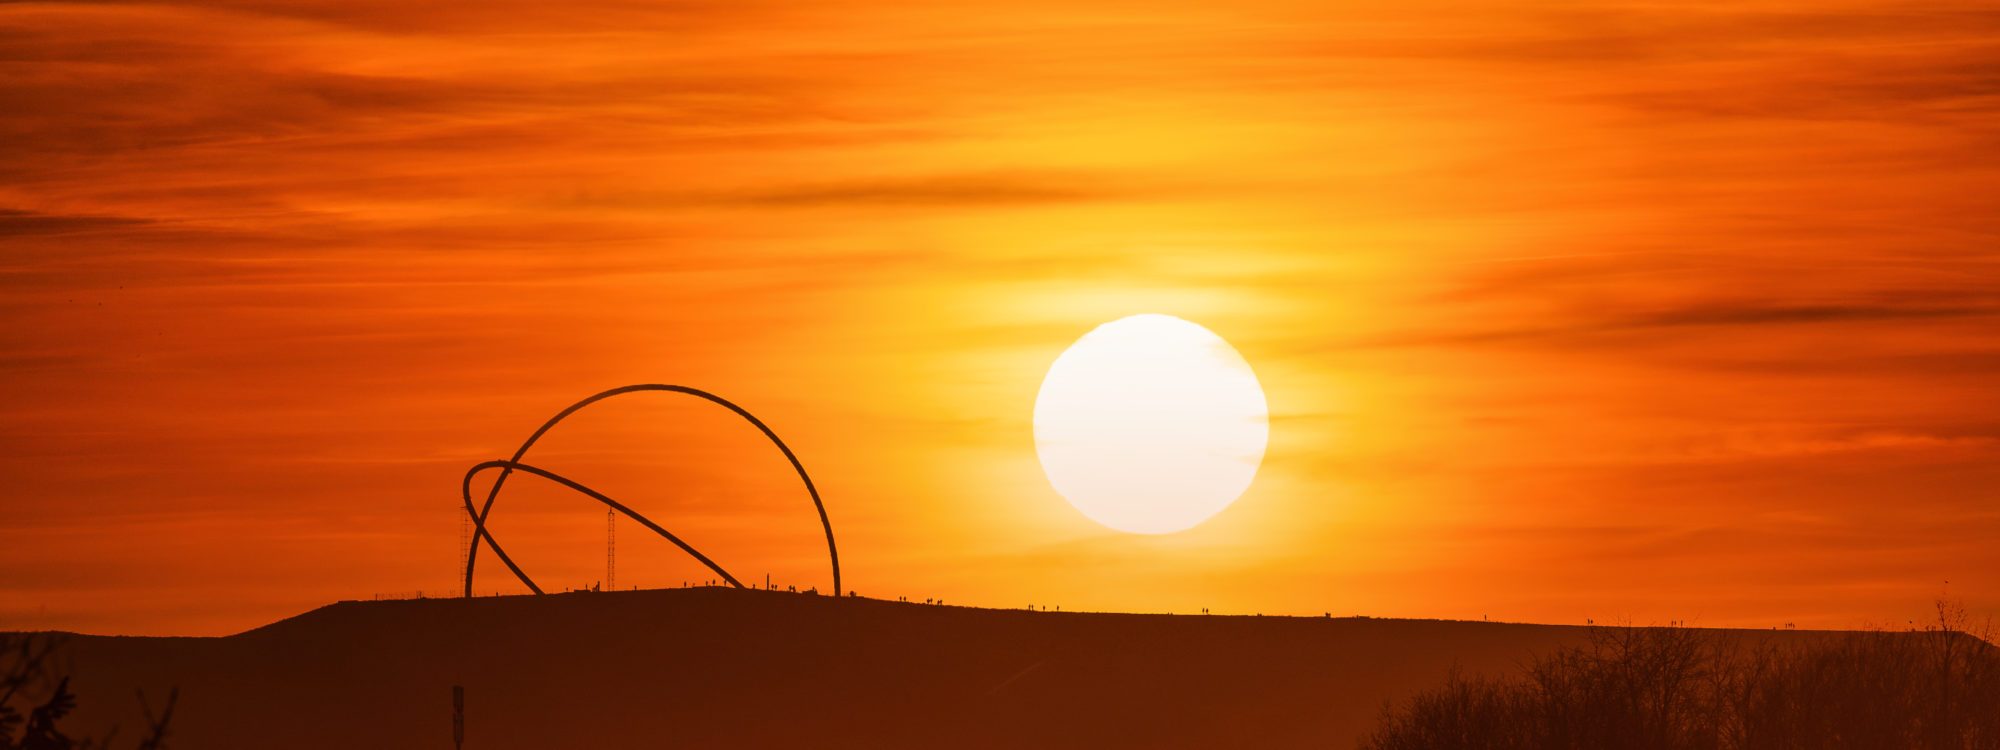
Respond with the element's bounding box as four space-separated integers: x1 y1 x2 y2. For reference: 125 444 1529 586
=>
3 0 1998 635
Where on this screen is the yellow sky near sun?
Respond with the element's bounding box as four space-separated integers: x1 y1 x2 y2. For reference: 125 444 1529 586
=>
2 0 1998 634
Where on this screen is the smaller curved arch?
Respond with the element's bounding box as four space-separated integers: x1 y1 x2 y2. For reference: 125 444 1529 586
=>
462 459 745 591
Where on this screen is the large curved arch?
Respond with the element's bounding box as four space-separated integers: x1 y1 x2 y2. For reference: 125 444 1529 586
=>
463 384 839 598
462 460 745 589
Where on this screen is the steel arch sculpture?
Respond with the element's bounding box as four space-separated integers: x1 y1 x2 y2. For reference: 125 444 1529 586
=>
461 384 840 599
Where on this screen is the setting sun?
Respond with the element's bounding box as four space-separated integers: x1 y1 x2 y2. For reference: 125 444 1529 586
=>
1033 314 1270 534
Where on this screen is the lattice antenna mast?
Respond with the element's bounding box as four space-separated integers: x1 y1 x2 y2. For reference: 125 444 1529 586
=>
606 507 616 591
457 505 471 597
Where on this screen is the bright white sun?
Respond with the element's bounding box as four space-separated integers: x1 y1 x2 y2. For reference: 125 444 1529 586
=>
1033 314 1269 534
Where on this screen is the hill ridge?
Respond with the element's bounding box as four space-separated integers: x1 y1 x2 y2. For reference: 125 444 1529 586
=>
40 585 1869 749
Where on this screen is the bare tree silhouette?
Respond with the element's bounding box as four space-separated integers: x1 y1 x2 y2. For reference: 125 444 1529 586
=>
1 635 174 750
1361 602 2000 750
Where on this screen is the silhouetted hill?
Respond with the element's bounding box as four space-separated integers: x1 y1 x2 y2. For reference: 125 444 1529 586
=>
34 588 1846 748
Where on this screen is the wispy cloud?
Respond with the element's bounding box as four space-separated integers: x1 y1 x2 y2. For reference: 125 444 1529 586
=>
0 209 151 237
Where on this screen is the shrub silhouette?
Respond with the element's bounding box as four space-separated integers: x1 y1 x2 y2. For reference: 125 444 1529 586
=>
0 634 175 750
1362 603 2000 750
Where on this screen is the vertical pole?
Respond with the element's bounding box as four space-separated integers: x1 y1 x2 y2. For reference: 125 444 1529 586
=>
452 685 465 750
606 507 616 592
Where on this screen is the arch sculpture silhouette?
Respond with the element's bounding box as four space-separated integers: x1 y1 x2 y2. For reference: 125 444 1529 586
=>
461 384 840 599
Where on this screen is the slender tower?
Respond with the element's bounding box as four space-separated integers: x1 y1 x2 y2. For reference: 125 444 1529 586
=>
457 505 471 597
606 507 616 591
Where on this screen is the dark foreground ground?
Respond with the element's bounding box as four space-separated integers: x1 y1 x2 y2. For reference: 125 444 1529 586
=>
35 588 1834 748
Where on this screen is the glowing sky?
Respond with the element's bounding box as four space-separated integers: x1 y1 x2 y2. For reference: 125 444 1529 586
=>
3 0 1998 635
